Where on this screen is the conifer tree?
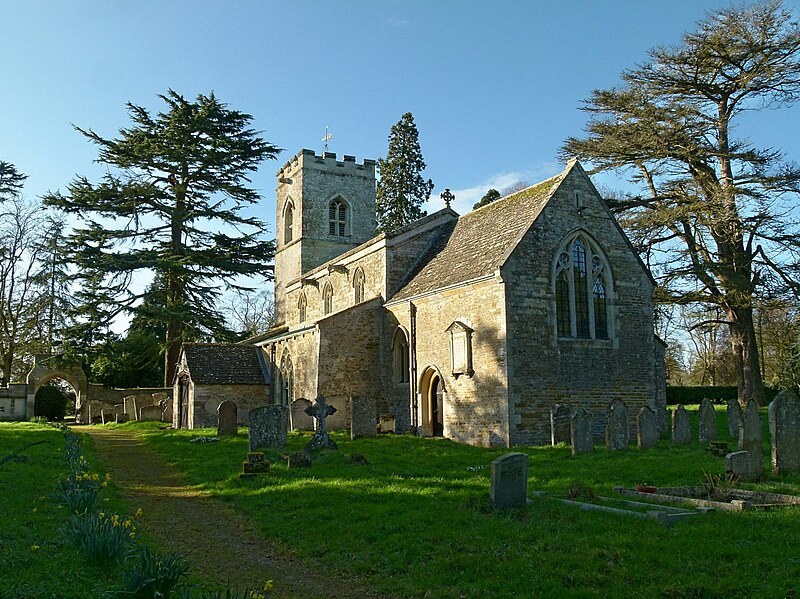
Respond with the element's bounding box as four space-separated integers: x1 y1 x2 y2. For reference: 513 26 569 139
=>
45 90 281 385
376 112 434 233
473 188 501 210
562 1 800 405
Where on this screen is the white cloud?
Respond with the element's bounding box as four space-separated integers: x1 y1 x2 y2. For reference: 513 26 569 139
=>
425 161 561 215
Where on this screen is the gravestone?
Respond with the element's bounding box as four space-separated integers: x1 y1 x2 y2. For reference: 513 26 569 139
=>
247 405 288 452
133 395 155 422
550 403 571 446
350 396 377 440
726 399 742 439
115 413 130 424
636 406 658 450
101 409 114 425
726 450 762 482
123 395 137 421
160 399 172 423
672 405 691 445
139 405 163 422
769 400 776 443
490 452 528 510
729 399 763 480
290 398 314 431
605 399 629 451
217 400 238 436
771 389 800 476
305 395 338 451
698 399 718 443
570 408 594 455
378 415 396 433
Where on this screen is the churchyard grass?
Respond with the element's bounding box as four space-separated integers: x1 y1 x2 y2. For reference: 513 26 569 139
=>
0 422 125 597
127 408 800 598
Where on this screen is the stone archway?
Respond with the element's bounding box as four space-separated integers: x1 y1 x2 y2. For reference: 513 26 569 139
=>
26 354 88 421
419 366 446 437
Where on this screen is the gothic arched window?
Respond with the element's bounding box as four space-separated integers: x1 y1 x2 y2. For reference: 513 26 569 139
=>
322 282 333 315
353 268 365 304
284 200 294 243
279 353 293 405
392 327 409 383
554 233 611 340
329 198 348 236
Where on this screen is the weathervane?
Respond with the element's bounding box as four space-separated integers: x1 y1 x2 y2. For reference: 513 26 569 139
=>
322 126 332 153
441 188 454 209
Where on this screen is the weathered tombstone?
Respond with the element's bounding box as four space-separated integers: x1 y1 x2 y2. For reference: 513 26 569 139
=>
728 399 764 480
739 400 762 453
769 400 776 443
123 395 137 421
305 395 338 451
350 396 377 440
289 398 314 431
570 408 594 455
636 406 658 450
152 392 169 405
550 403 571 446
726 399 743 439
247 405 288 452
672 405 691 445
133 396 155 422
139 405 163 422
217 400 238 436
698 398 718 443
160 398 172 423
378 415 396 433
490 453 528 510
771 389 800 476
726 450 762 482
101 409 114 425
605 399 629 450
115 413 130 424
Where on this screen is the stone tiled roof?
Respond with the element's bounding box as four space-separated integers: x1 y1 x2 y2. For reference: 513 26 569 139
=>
182 343 270 385
390 166 568 301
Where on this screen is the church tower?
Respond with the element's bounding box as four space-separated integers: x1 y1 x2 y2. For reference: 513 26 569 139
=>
273 149 377 324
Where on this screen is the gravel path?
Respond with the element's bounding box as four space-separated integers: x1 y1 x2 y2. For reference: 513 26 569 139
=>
76 426 382 598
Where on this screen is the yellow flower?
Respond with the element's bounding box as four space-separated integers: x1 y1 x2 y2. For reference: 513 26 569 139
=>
32 508 37 513
134 508 143 517
98 512 105 519
263 580 274 591
30 545 40 551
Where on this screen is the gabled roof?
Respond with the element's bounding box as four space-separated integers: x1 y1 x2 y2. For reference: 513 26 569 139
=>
390 164 571 302
180 343 270 385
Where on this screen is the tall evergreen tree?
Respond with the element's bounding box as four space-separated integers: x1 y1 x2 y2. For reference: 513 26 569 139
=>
376 112 434 233
45 90 281 385
562 1 800 405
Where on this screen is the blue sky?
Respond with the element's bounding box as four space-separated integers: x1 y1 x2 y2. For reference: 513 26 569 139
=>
3 1 799 227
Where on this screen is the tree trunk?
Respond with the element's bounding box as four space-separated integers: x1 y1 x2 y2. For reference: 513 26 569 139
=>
728 306 766 406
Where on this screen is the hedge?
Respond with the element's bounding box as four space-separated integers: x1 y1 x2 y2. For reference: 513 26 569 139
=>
666 385 783 405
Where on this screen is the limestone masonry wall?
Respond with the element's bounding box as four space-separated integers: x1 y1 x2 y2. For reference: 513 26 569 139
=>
503 166 657 445
190 384 269 428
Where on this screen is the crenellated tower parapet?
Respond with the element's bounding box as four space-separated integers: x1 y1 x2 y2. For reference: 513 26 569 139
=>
273 149 377 325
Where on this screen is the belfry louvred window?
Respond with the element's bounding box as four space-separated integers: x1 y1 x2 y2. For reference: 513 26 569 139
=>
329 199 347 236
554 233 610 340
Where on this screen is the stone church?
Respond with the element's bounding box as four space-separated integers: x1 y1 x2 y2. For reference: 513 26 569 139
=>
224 148 666 447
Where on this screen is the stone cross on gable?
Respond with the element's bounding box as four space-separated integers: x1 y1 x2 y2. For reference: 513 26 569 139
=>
304 395 337 436
441 188 454 209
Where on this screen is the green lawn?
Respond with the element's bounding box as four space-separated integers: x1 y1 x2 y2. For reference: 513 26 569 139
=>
127 407 800 598
0 422 125 598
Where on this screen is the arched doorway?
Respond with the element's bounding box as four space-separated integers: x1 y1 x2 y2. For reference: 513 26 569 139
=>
26 355 88 421
419 367 445 437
